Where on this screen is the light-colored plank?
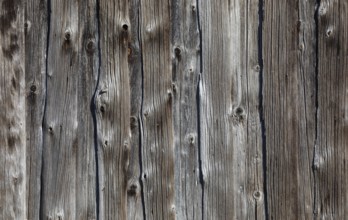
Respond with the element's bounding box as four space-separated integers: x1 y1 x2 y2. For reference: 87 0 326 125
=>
139 0 175 219
316 0 348 218
198 0 263 219
41 0 98 218
96 0 131 219
0 0 26 219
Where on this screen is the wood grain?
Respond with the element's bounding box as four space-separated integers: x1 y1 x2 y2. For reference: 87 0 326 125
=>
316 0 348 218
263 0 316 219
139 0 175 219
41 0 98 218
24 0 47 219
2 0 348 219
198 0 264 219
0 0 26 219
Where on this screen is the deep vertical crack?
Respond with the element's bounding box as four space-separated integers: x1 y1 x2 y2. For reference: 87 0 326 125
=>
257 0 269 219
196 0 204 219
39 0 51 217
137 3 146 219
312 0 321 218
90 0 102 218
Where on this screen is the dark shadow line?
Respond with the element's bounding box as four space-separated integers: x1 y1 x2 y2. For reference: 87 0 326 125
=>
257 0 269 219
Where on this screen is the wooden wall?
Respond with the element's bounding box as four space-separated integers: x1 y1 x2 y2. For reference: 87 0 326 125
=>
1 0 347 219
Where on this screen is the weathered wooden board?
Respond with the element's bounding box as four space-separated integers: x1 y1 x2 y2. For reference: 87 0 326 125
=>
40 0 98 218
316 0 348 219
2 0 348 219
198 0 264 219
24 0 47 219
139 0 175 219
263 0 316 219
171 0 201 219
96 0 130 219
0 0 26 219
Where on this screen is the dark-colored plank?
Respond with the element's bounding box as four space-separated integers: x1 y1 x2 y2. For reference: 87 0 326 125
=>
263 0 316 219
316 0 348 218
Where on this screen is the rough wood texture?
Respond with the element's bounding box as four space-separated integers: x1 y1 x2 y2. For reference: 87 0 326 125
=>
139 0 175 219
0 0 26 219
171 0 201 219
41 0 98 218
95 0 131 219
263 0 316 219
2 0 348 219
316 0 348 219
24 0 47 219
198 0 264 219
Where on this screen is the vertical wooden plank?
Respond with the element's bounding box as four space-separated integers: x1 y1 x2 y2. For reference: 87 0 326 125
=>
24 0 47 219
127 0 145 218
171 0 202 219
96 0 131 219
316 0 348 218
198 0 263 219
41 0 98 218
139 0 175 219
263 0 316 219
0 0 26 219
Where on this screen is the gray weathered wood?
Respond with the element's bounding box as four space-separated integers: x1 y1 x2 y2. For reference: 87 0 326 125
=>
315 0 348 218
139 0 175 219
0 0 26 219
96 0 131 219
2 0 348 219
171 0 201 219
263 0 316 219
24 0 47 219
198 0 264 219
41 0 98 218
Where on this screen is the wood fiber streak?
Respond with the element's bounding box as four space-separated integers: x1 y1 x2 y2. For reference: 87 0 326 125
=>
96 0 131 219
126 0 144 219
24 0 47 219
198 0 263 219
0 0 26 219
41 0 98 219
316 0 348 219
263 0 316 219
171 0 201 219
139 0 175 219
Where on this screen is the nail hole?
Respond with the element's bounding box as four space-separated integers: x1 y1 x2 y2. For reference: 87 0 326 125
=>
30 85 37 92
253 191 261 199
122 24 128 31
104 140 108 146
48 127 53 133
24 22 29 29
100 106 105 113
236 107 244 115
64 30 71 41
86 39 95 52
255 65 260 72
174 47 181 57
326 29 332 37
127 184 137 196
